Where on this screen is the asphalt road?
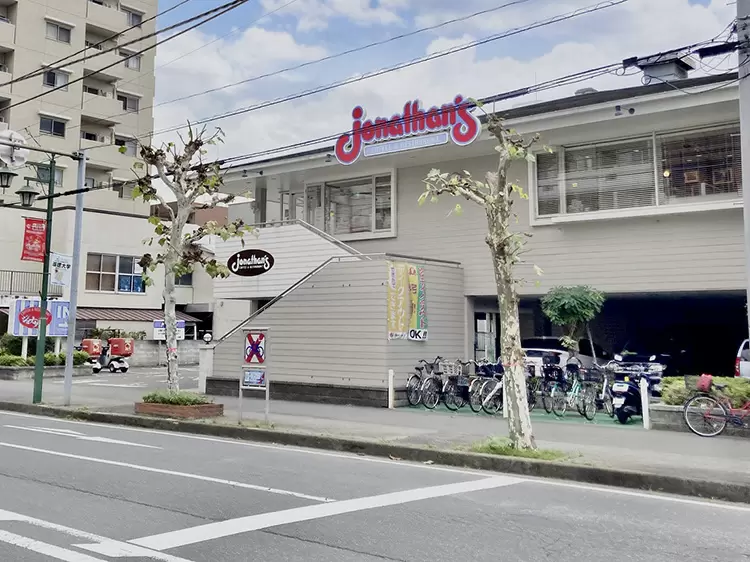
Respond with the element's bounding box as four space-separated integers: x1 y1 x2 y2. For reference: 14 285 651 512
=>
0 411 747 561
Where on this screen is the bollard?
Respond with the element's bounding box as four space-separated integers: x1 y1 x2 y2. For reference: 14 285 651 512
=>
388 369 395 409
640 376 651 430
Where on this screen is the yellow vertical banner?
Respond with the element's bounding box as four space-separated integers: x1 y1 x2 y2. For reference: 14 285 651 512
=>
387 261 409 340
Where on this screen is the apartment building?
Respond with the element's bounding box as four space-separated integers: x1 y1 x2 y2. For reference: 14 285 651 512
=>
0 0 212 340
201 60 749 403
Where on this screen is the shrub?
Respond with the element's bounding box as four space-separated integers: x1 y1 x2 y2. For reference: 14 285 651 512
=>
0 355 29 367
26 357 35 366
141 390 212 406
661 376 750 408
0 333 54 356
43 352 61 366
73 351 90 366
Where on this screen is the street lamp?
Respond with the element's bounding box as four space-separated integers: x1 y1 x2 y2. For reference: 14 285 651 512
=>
202 332 213 344
0 168 17 191
16 181 40 207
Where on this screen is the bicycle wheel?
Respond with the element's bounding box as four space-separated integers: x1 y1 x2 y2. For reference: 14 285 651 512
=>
443 379 462 411
582 387 597 421
481 379 503 415
603 388 614 418
469 378 484 413
527 378 539 412
551 387 567 417
542 382 554 414
421 377 441 410
406 373 422 406
683 394 728 437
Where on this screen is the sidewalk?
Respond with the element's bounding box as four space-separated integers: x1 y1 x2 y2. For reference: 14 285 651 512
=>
1 376 748 486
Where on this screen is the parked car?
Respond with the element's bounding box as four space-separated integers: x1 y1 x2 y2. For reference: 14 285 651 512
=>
616 337 688 379
522 337 610 373
735 339 750 378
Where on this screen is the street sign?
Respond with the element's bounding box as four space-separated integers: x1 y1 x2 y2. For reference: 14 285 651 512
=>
153 320 185 341
242 369 266 388
8 299 69 337
239 327 270 425
244 332 265 363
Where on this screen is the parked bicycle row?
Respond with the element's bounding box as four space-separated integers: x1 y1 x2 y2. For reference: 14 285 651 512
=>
406 352 662 424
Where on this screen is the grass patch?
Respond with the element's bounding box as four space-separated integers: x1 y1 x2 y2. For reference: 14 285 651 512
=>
469 437 566 461
141 390 212 406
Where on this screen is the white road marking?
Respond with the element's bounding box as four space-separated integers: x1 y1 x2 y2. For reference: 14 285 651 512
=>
127 476 521 551
0 509 194 562
0 441 334 503
3 425 162 449
85 383 148 388
0 530 107 562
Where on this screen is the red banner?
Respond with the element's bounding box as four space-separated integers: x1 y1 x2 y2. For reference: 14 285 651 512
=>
21 217 46 262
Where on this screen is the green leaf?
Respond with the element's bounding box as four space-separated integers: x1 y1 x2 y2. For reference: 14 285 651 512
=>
454 203 463 215
147 215 162 226
417 192 429 206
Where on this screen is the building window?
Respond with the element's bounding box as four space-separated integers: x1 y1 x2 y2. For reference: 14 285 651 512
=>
176 272 193 286
119 50 141 71
46 22 71 43
35 165 63 187
123 9 143 26
534 125 742 219
40 116 66 137
304 174 393 238
83 84 103 96
114 136 137 156
85 253 145 293
43 70 69 90
117 94 139 112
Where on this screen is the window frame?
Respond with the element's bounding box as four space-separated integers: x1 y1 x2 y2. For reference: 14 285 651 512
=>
114 136 137 156
175 272 193 287
39 116 66 138
529 123 743 226
46 22 72 43
85 253 146 294
35 164 63 187
42 69 69 91
302 169 397 241
116 93 139 112
119 50 142 71
122 8 143 27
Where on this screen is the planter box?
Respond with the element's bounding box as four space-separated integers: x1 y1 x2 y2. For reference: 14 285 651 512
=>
0 365 92 381
134 402 224 419
651 403 750 438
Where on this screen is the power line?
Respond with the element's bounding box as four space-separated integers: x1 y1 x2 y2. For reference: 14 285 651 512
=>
149 0 630 138
4 0 251 111
1 0 193 89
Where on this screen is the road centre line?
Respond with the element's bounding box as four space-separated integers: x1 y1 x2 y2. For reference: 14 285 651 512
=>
0 509 194 562
125 476 522 552
0 442 334 503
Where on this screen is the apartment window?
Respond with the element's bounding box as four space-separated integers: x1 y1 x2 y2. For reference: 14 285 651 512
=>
119 50 141 71
534 125 743 219
115 136 137 156
304 174 393 238
117 93 139 112
176 272 193 286
35 165 63 187
123 9 143 27
43 70 69 90
85 253 145 293
83 85 103 96
40 117 66 137
46 22 71 43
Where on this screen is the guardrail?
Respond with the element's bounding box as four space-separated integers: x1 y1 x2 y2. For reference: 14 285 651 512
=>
0 270 63 297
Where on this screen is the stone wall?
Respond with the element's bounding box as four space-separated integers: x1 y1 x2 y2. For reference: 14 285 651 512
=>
128 340 202 367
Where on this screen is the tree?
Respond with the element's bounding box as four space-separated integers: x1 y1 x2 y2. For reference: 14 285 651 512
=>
541 285 605 355
133 125 254 391
420 109 540 450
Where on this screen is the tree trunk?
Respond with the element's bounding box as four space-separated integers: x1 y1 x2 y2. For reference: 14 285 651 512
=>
163 257 179 391
486 206 536 450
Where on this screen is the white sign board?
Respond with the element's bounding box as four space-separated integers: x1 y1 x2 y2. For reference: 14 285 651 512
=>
50 253 73 287
153 320 185 341
8 299 70 337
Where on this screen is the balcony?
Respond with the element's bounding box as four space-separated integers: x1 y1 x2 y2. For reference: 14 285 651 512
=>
81 91 122 123
83 48 126 82
0 65 10 96
86 1 125 33
81 138 136 171
0 18 14 46
0 270 63 297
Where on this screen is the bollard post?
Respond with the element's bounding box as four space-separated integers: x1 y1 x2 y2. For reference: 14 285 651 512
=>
388 369 394 409
640 376 651 430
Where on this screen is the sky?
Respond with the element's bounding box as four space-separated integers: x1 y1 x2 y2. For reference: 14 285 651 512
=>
150 0 736 170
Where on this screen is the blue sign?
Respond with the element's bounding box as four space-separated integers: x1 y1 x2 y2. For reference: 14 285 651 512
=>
242 369 266 388
153 320 185 329
8 299 70 337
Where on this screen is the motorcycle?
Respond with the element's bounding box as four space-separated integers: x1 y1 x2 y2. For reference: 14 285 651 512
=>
610 366 651 424
92 343 130 374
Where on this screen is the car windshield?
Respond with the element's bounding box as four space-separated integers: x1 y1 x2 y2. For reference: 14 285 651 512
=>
620 338 659 356
522 338 564 350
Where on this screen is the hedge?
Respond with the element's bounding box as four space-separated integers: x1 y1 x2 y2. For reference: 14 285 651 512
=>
662 376 750 408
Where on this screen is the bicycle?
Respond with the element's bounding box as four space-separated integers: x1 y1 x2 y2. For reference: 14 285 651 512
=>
419 357 446 409
406 356 441 407
683 374 750 437
478 360 505 415
525 363 542 411
442 360 471 411
550 361 597 421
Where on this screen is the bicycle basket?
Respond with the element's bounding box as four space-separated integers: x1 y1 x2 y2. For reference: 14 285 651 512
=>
439 361 461 378
580 368 603 383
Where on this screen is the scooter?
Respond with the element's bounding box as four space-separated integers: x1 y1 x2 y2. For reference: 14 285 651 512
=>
610 367 650 424
92 344 129 374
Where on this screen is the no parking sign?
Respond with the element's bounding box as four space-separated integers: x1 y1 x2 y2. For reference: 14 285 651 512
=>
240 327 270 425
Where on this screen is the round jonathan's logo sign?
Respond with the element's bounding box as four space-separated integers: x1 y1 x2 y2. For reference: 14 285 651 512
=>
227 249 275 277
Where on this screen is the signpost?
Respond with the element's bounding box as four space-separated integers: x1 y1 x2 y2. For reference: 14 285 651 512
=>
239 327 269 425
153 320 185 341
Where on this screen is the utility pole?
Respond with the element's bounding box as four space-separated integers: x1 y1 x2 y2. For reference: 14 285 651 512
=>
32 158 56 404
740 0 750 338
62 151 86 406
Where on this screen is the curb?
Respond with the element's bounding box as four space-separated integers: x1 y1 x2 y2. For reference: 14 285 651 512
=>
1 401 748 505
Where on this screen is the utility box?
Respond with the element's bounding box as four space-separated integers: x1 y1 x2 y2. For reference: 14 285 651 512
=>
109 338 134 357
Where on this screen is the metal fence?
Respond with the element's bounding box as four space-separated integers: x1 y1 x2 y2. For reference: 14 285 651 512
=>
0 270 63 297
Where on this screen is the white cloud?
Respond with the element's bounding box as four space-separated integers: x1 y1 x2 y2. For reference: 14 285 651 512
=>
260 0 406 31
152 0 737 198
